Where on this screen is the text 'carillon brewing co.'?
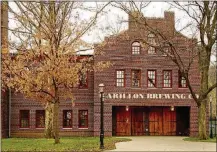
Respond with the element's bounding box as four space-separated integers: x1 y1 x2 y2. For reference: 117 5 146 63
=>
104 93 199 100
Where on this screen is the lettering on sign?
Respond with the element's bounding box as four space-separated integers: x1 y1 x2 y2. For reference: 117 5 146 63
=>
104 93 199 100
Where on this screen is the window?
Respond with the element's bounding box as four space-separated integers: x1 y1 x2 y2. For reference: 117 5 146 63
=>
178 70 187 88
132 41 141 55
78 70 88 89
79 110 88 128
163 44 171 56
131 70 141 87
163 70 172 88
20 110 29 128
116 70 125 87
36 110 45 128
148 33 156 54
164 48 169 56
63 110 72 128
147 70 156 88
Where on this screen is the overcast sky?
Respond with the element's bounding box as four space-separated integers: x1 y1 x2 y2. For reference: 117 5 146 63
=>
81 2 196 44
8 2 216 62
8 2 196 45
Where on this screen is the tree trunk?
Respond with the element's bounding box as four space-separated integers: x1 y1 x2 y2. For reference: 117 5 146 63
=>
53 101 60 144
198 100 208 139
198 48 209 139
45 102 54 138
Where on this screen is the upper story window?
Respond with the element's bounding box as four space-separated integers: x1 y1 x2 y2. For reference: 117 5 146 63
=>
116 70 125 87
78 70 88 89
63 110 72 128
36 110 45 128
20 110 30 128
163 43 171 56
178 70 187 88
164 48 169 56
132 69 141 87
163 70 172 88
147 70 156 88
132 41 141 55
148 33 156 54
79 110 88 128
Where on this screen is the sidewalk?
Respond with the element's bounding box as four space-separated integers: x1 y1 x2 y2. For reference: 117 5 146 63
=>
109 136 216 151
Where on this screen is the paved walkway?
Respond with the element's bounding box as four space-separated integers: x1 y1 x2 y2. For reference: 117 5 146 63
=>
109 136 216 151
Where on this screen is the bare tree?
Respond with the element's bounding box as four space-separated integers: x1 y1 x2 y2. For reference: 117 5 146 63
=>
112 1 216 139
171 1 216 140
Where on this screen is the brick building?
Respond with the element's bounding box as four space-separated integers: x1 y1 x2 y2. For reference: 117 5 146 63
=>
2 11 206 138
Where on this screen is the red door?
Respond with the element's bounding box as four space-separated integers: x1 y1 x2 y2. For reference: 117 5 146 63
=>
132 107 144 135
149 107 176 135
114 107 177 136
116 107 131 136
149 107 163 135
163 108 176 135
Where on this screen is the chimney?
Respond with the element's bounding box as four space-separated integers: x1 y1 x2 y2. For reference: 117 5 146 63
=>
164 11 175 34
1 1 8 54
128 11 143 31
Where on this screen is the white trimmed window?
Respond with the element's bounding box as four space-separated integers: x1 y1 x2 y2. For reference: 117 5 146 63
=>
116 70 125 87
132 70 141 87
148 70 156 88
163 70 172 88
132 42 141 55
148 33 156 54
178 70 187 88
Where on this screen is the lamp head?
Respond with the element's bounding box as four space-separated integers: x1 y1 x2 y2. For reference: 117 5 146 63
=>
170 106 174 111
126 106 129 111
99 83 105 93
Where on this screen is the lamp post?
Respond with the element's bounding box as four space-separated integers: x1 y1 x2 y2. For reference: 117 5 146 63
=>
210 99 213 138
99 83 105 149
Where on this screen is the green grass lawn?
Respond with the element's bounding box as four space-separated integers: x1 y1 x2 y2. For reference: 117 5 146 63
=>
1 137 131 152
183 137 216 143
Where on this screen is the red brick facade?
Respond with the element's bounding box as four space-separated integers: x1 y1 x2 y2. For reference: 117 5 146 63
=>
1 90 9 138
2 11 207 138
9 70 95 137
93 11 206 137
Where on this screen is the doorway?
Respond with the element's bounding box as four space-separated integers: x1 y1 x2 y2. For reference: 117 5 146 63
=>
176 107 190 136
112 106 189 136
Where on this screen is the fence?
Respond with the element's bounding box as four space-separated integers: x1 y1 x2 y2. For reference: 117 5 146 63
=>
209 117 217 137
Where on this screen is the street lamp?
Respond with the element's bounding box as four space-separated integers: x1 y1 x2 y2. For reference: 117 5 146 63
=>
99 83 105 149
126 106 129 111
210 99 213 138
170 106 174 111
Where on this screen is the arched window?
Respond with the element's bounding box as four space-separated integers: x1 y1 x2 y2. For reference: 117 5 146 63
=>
132 41 141 55
148 33 156 54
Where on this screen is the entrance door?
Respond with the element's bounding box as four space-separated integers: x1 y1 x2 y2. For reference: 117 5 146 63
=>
149 107 176 135
149 107 163 135
132 107 144 135
113 106 177 136
163 108 176 135
116 107 131 136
